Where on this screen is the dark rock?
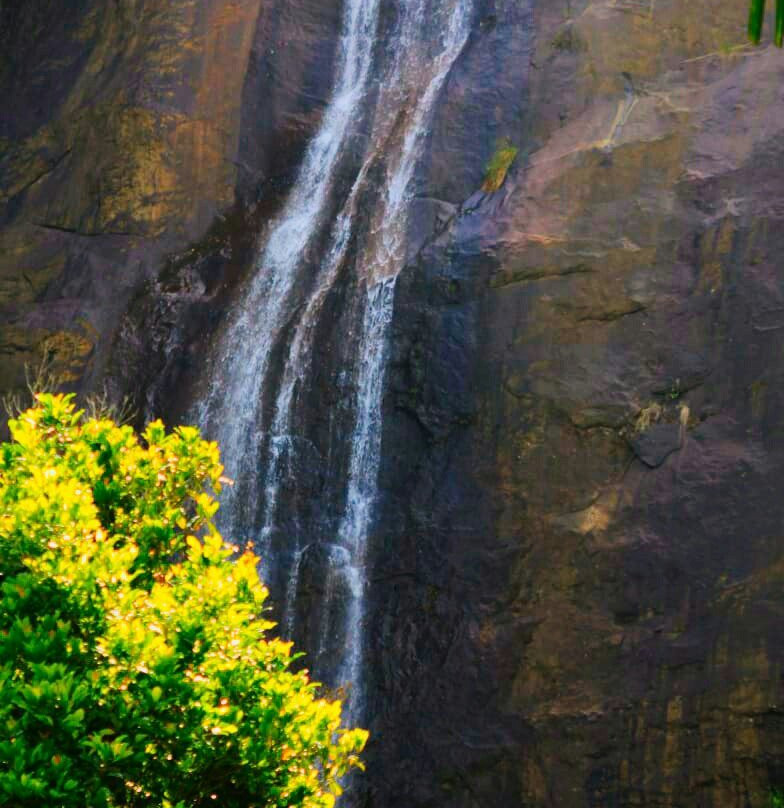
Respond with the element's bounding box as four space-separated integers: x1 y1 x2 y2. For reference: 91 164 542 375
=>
630 423 683 468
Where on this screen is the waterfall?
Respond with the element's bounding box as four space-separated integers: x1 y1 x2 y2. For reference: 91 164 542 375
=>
196 0 473 723
196 0 383 538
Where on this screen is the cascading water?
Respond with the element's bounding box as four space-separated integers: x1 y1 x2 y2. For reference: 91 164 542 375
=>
331 4 474 717
196 0 382 539
196 0 473 725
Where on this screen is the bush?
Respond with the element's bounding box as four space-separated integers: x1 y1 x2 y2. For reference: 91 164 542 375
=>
0 394 366 808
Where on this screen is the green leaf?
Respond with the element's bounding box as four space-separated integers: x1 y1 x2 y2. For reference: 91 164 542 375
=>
777 0 784 46
750 0 766 44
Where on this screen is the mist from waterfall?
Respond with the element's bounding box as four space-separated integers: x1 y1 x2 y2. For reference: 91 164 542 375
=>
196 0 473 724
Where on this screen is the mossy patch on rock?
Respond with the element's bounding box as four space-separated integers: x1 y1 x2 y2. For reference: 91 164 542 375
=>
482 138 518 192
0 325 94 395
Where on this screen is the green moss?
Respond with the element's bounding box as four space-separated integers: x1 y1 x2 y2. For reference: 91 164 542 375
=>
482 139 519 192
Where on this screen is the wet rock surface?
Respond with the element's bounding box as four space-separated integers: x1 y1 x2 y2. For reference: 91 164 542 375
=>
4 0 784 806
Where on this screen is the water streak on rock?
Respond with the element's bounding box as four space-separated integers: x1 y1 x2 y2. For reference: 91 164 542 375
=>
197 0 473 723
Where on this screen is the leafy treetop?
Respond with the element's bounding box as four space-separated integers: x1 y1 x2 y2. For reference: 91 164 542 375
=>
0 394 366 808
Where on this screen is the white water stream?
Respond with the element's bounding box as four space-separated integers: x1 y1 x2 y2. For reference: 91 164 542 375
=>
196 0 382 531
197 0 473 722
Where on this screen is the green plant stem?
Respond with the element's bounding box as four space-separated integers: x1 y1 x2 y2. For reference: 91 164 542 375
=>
750 0 766 44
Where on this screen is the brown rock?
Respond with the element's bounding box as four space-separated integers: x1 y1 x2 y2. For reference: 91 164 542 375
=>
377 1 784 805
0 0 264 406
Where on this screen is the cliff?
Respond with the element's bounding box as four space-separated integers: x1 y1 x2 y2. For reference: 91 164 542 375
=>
0 0 264 404
2 0 784 806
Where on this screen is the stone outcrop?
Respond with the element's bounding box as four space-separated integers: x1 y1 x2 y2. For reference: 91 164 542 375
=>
3 0 784 806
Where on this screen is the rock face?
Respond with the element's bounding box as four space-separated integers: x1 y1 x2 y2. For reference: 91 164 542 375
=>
0 0 265 413
4 0 784 806
373 2 784 806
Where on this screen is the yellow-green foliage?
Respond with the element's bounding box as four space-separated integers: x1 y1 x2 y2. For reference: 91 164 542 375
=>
482 139 519 193
0 394 366 808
